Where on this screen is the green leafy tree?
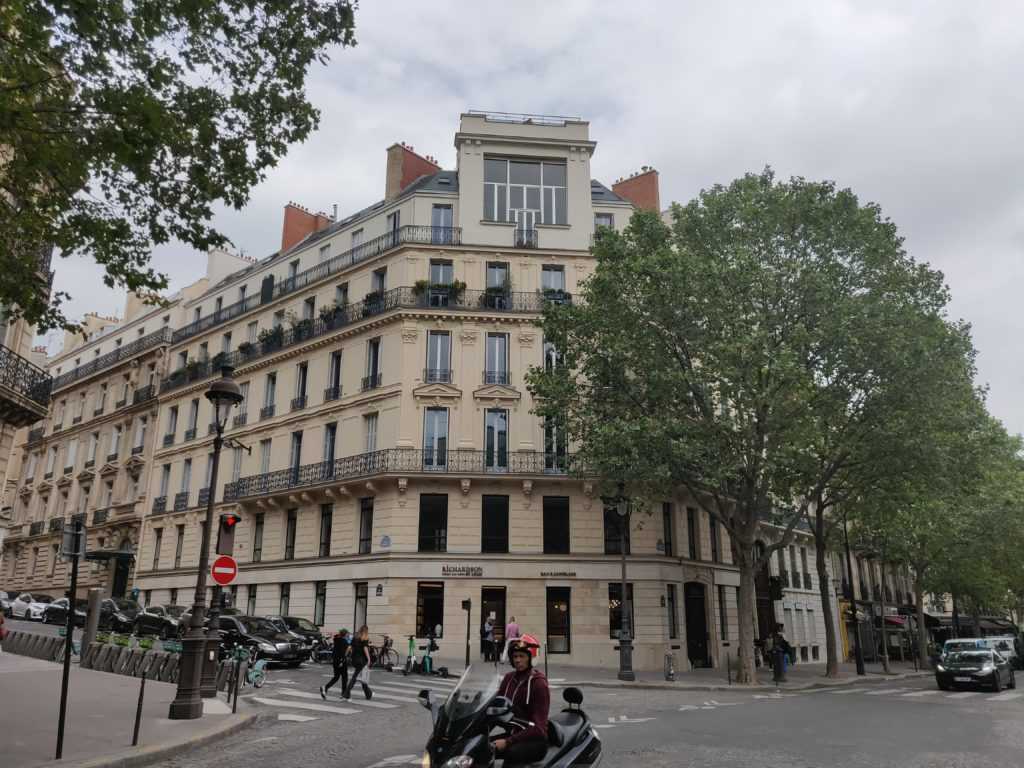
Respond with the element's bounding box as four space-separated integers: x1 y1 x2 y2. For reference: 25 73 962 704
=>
0 1 357 330
529 169 967 683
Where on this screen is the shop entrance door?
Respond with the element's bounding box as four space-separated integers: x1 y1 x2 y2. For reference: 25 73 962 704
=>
481 587 507 661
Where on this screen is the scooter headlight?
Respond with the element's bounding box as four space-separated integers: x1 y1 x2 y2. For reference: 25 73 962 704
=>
441 757 474 768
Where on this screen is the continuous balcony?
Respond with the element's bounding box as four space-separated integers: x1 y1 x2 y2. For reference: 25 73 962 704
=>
172 225 464 345
224 448 578 501
0 344 52 427
50 327 172 392
133 385 156 405
160 285 571 395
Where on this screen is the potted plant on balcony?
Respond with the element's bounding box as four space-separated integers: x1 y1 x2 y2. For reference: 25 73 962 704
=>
238 341 255 358
414 279 466 306
539 287 571 305
290 314 314 340
480 277 513 309
211 351 228 368
258 325 284 352
184 358 205 379
319 301 345 329
363 290 384 317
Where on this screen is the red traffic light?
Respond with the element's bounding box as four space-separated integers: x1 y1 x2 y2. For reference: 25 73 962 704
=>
220 513 241 528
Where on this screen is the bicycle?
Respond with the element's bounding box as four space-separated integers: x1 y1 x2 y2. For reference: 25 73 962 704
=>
371 634 400 669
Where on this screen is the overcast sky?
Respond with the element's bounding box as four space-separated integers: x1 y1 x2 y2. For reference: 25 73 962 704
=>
45 1 1024 435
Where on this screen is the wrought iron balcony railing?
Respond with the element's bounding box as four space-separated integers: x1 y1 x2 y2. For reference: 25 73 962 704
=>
233 412 248 428
0 343 52 415
115 398 126 408
50 327 172 392
198 487 210 506
291 395 307 412
483 370 511 386
106 452 118 462
49 517 64 532
163 434 175 447
93 508 109 524
131 445 144 456
224 448 578 501
361 373 383 391
514 228 538 249
160 283 570 395
184 428 197 441
133 385 156 405
260 404 275 420
423 368 453 384
323 386 341 402
172 225 465 344
30 520 44 536
152 496 167 513
27 427 44 444
173 492 189 511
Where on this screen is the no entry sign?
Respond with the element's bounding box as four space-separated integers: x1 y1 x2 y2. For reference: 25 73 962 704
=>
211 555 238 586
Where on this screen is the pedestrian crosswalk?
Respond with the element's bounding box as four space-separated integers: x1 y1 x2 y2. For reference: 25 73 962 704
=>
249 672 461 724
823 686 1023 704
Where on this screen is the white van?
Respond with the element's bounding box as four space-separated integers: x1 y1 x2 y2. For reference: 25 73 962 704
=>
981 636 1020 668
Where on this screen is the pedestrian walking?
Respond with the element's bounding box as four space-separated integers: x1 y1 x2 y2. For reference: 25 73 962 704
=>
501 615 520 662
320 628 350 699
482 617 495 662
343 625 373 700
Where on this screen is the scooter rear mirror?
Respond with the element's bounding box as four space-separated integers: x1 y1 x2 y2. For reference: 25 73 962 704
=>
485 695 513 719
418 689 432 710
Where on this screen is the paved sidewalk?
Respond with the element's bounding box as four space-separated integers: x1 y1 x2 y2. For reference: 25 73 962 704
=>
543 659 929 691
0 652 254 768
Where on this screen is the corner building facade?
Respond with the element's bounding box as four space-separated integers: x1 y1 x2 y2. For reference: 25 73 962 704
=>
135 112 747 672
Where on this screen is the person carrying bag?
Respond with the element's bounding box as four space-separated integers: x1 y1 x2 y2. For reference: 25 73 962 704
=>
343 625 373 700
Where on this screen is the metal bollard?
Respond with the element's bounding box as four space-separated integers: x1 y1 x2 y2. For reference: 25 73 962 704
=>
664 651 675 681
132 675 146 746
727 651 732 685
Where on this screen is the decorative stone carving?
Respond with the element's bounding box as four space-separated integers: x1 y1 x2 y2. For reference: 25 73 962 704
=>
583 480 595 510
460 478 471 508
517 331 535 346
401 327 419 344
522 479 533 508
397 477 408 507
460 330 478 345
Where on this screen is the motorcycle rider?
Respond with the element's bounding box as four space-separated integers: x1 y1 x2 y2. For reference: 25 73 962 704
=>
493 634 549 765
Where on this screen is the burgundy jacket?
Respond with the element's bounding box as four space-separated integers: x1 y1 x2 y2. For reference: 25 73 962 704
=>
498 667 550 746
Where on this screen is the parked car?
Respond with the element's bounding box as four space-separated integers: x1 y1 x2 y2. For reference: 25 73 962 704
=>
177 606 241 636
936 649 1016 691
98 598 142 632
42 598 88 627
134 604 187 639
214 615 304 666
265 615 320 660
0 591 16 617
10 593 54 620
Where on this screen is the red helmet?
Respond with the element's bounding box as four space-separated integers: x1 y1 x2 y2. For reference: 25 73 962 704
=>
509 633 540 659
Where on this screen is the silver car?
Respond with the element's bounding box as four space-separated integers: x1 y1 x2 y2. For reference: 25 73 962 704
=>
10 592 55 620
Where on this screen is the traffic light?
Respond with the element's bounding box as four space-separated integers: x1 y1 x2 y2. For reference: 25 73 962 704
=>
216 512 241 555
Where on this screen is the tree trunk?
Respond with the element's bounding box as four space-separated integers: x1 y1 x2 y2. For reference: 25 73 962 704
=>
915 580 930 669
952 592 961 638
878 558 891 674
734 548 758 684
814 535 840 677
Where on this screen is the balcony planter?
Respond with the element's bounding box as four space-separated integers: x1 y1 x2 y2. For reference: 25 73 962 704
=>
414 280 466 307
258 326 284 352
211 351 228 369
362 291 384 316
290 317 314 340
319 302 346 329
540 288 571 305
184 359 205 379
237 341 255 358
480 283 512 309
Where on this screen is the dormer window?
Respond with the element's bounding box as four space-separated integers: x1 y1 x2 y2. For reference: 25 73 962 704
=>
484 158 567 226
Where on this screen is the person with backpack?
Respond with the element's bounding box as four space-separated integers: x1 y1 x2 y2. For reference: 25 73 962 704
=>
319 628 350 699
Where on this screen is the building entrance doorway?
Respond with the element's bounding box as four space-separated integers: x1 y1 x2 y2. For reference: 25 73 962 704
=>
481 587 506 660
754 542 775 644
684 582 710 668
111 556 131 598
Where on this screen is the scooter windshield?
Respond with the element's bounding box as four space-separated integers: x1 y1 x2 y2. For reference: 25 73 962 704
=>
441 665 501 725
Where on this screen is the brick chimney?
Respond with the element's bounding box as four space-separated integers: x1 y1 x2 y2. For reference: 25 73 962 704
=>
612 167 661 212
385 142 441 200
281 202 333 252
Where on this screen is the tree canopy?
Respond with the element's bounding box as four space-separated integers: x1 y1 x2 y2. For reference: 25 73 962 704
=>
0 1 357 330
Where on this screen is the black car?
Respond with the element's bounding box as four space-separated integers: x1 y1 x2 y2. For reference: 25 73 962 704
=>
214 615 304 666
265 615 320 659
134 604 187 639
42 598 88 627
936 649 1016 691
177 606 241 636
98 598 142 633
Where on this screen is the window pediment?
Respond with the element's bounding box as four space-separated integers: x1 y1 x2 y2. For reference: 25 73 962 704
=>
472 383 521 403
412 382 462 401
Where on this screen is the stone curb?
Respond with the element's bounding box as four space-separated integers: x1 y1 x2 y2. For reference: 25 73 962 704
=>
569 670 931 692
36 708 257 768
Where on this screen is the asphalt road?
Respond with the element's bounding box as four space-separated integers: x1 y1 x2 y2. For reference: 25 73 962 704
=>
141 660 1024 768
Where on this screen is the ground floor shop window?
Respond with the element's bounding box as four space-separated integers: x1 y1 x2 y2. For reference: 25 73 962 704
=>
546 587 571 653
314 581 326 626
608 583 634 639
279 583 290 615
812 646 820 661
354 582 368 629
417 581 444 638
543 496 570 554
418 494 448 552
481 495 509 553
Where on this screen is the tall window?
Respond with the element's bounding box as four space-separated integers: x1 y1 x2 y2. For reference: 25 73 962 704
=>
327 351 342 398
484 333 509 384
187 399 199 432
279 583 290 615
319 504 333 557
152 528 163 569
180 459 192 493
416 582 444 638
166 407 178 439
710 517 721 563
289 431 303 478
541 265 566 292
314 581 327 626
323 422 337 464
170 588 178 606
159 464 171 497
174 525 184 569
423 408 448 469
319 243 331 262
351 229 363 251
483 158 567 226
429 259 453 285
687 507 700 560
431 205 453 243
259 439 271 474
364 413 378 452
486 262 509 289
481 495 509 553
65 438 78 471
484 409 508 471
789 545 799 587
801 548 811 589
111 425 123 456
359 497 373 554
418 494 447 552
604 506 630 555
284 509 297 560
425 332 451 383
263 373 276 412
365 337 382 386
385 211 400 238
247 321 258 343
546 587 571 654
294 362 308 405
662 503 674 557
221 332 232 354
335 283 349 306
372 267 387 293
252 513 264 562
543 415 566 471
354 582 368 629
666 584 679 639
542 339 560 371
246 584 257 616
608 583 634 639
594 212 614 231
231 446 243 482
543 497 570 554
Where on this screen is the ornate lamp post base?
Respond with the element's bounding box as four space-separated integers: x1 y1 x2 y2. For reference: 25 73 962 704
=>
168 631 208 720
617 634 636 681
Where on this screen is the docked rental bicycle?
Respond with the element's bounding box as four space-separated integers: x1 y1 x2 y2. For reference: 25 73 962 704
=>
371 634 400 669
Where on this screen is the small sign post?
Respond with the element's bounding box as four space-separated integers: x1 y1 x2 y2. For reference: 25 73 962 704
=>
211 555 238 586
56 516 86 760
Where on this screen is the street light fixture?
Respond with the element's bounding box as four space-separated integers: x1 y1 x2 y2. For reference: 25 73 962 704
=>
615 481 636 682
169 366 243 719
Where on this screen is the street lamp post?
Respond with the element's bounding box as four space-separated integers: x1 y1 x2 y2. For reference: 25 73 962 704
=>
615 481 635 682
169 366 243 719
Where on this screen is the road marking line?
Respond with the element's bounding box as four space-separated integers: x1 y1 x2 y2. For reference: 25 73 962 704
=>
350 688 420 704
864 688 910 695
375 679 456 693
946 692 980 699
277 688 398 709
900 690 940 697
827 689 864 695
987 692 1023 701
251 697 361 715
277 714 318 722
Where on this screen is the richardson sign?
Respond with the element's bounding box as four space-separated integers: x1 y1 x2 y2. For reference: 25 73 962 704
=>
442 565 483 578
541 571 577 578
